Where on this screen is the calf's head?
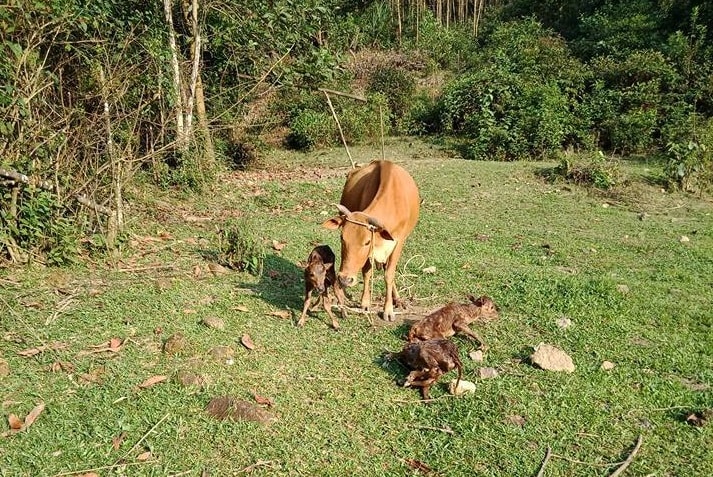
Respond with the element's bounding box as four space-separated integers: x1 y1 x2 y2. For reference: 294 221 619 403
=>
322 204 394 288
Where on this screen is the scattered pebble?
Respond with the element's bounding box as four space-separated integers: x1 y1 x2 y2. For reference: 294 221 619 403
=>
478 367 499 379
163 332 187 355
530 343 575 373
680 235 690 243
601 360 616 371
209 346 235 361
421 266 437 274
201 316 225 330
556 316 573 329
469 350 484 362
448 379 476 396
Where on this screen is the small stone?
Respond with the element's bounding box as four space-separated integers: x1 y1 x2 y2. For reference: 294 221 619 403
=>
680 235 690 243
469 350 484 362
201 316 225 330
478 367 499 379
530 343 575 373
616 284 630 294
163 332 187 355
421 266 437 274
175 370 208 387
448 379 476 396
208 263 229 276
601 360 616 371
0 358 10 377
209 346 234 361
205 396 276 425
556 316 572 329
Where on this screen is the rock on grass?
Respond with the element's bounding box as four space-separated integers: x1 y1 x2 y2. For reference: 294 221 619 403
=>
205 396 276 425
530 343 575 373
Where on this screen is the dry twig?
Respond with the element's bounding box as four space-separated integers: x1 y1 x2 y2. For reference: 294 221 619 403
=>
536 446 552 477
609 435 643 477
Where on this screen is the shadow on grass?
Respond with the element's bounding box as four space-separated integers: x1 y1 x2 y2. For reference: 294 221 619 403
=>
238 253 305 311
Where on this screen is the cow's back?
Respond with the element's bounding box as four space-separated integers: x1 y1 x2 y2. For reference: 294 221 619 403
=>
339 161 419 239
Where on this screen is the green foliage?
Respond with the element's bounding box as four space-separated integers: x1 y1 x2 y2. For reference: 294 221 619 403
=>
586 50 680 154
403 12 478 71
437 20 588 160
339 93 391 144
216 219 265 275
400 92 441 136
286 110 335 150
664 118 713 192
550 151 621 189
0 188 79 265
367 67 415 128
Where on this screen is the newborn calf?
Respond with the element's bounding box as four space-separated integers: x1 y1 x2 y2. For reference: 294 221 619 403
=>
392 339 463 400
407 295 498 349
297 245 346 330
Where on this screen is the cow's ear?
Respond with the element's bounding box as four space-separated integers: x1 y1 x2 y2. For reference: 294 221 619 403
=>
325 262 334 270
322 216 344 230
377 227 395 241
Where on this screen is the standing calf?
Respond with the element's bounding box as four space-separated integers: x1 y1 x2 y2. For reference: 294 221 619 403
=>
407 295 499 349
391 339 463 400
298 245 346 330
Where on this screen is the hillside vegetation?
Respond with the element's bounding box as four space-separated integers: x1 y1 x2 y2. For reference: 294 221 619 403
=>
1 0 713 263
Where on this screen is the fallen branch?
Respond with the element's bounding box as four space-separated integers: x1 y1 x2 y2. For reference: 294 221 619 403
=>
609 435 643 477
114 413 170 467
536 446 552 477
238 460 276 474
317 87 367 102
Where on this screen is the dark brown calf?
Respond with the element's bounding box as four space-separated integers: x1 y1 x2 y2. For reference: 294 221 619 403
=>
407 295 499 349
297 245 346 330
392 339 463 400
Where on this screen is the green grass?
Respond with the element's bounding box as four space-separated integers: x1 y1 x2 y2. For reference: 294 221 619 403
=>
1 140 712 476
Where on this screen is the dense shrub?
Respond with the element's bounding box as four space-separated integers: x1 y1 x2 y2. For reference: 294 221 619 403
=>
551 151 622 189
664 118 713 192
437 20 587 160
0 188 79 265
216 219 265 276
286 110 336 150
367 67 415 129
585 50 680 154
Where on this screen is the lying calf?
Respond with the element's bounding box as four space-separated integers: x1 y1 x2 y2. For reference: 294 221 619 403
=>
391 339 463 400
407 295 498 349
297 245 346 330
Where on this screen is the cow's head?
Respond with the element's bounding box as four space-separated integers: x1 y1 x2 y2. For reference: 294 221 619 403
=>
322 204 394 288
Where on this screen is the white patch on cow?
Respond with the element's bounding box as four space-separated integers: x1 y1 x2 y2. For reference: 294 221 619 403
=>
372 239 397 264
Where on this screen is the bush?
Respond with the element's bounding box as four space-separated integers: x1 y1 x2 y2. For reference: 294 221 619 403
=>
286 110 335 150
339 93 391 144
436 19 588 160
367 67 415 129
216 219 265 275
551 151 621 189
664 117 713 192
585 50 680 154
0 188 79 265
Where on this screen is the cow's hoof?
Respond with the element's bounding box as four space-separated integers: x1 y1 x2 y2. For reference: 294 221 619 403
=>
384 312 396 322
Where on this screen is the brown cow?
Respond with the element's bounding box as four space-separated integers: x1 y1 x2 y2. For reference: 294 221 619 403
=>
322 161 420 321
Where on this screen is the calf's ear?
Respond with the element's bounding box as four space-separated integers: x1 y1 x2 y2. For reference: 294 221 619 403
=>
322 216 344 230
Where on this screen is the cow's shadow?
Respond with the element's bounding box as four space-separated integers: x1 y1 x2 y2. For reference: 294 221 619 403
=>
237 253 305 314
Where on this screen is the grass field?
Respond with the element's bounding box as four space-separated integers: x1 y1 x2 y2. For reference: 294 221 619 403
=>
1 140 712 476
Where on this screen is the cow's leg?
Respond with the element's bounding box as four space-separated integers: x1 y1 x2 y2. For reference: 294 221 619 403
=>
332 281 348 319
321 291 340 330
297 291 312 327
360 259 373 311
383 242 405 321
